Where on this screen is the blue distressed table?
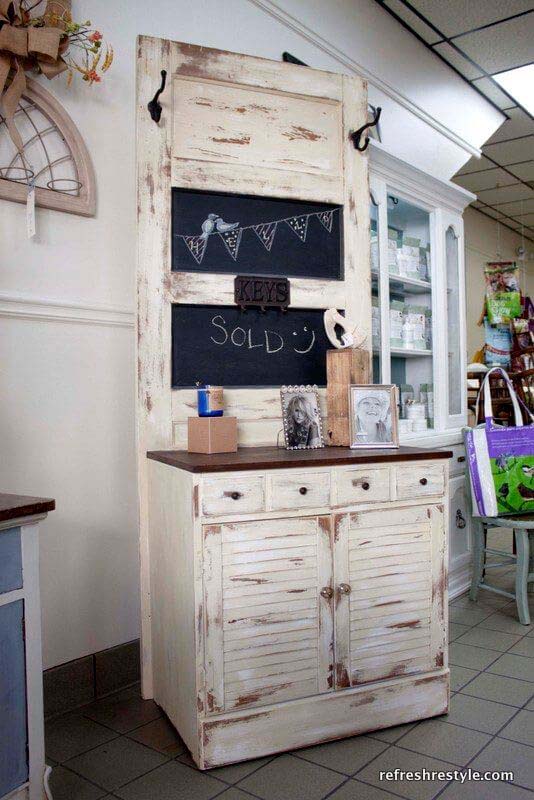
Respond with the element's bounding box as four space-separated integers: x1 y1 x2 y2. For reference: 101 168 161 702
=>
0 494 54 800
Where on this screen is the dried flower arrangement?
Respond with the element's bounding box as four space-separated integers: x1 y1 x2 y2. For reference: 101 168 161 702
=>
0 0 113 151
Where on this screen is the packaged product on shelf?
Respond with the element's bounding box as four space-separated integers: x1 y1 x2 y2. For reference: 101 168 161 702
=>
390 300 404 348
402 317 415 349
511 317 533 351
371 239 379 273
484 262 521 324
483 318 511 367
372 295 380 347
418 247 429 281
404 304 427 350
424 308 432 349
399 384 414 418
420 383 434 427
398 236 421 279
406 402 426 420
388 228 400 274
371 221 379 273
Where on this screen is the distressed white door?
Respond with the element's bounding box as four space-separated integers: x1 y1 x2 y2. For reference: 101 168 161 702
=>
334 505 447 687
137 37 369 694
202 515 334 713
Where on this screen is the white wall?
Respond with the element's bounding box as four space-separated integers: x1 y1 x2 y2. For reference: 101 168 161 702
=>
0 0 505 668
464 207 534 360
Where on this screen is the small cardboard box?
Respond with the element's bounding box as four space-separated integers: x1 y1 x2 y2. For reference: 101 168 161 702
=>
187 416 238 454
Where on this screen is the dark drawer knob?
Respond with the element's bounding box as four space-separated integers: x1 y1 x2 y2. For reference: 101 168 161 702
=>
299 486 308 495
420 478 428 486
231 491 242 500
457 456 466 463
361 482 370 491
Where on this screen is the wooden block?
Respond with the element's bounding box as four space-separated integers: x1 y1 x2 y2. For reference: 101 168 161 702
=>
188 417 237 454
326 349 370 446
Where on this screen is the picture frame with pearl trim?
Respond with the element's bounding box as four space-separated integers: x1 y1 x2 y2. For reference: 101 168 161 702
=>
280 385 325 450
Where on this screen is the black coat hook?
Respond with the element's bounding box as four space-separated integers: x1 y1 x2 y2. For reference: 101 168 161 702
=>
148 70 167 123
282 52 308 66
350 106 382 152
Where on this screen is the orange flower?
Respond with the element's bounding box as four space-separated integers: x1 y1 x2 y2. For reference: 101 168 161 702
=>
84 69 101 84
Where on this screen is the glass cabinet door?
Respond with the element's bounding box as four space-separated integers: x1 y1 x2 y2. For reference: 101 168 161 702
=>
443 215 466 427
386 194 434 433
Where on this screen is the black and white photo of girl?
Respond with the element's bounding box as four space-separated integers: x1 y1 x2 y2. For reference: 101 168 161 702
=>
281 387 324 450
350 385 399 448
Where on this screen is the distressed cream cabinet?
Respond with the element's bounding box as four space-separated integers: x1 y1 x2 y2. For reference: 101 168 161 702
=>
146 446 450 769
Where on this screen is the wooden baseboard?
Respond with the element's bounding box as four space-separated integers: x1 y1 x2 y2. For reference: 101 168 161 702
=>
199 669 449 769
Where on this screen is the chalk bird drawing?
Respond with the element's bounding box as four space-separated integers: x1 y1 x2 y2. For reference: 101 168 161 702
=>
200 213 240 239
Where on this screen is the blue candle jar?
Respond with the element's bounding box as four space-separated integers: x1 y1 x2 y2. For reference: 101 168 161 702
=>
197 385 224 417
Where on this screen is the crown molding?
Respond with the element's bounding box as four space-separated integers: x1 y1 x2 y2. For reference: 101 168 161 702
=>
369 140 476 213
247 0 484 158
0 292 135 328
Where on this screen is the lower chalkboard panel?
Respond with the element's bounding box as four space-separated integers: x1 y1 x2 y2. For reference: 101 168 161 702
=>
172 305 330 388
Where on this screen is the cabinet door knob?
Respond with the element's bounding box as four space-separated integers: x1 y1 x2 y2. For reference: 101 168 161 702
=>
320 586 334 599
420 478 428 486
338 583 352 595
299 486 308 495
361 481 370 491
456 509 466 529
230 491 242 500
457 456 466 463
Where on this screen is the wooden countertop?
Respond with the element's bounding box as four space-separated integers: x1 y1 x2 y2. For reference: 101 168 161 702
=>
0 493 55 524
147 445 452 474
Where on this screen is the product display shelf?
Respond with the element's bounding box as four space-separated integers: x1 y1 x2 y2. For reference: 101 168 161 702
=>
389 274 432 294
390 347 433 358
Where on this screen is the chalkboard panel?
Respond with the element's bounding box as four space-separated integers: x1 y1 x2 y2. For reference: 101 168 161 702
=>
172 188 343 280
172 305 330 388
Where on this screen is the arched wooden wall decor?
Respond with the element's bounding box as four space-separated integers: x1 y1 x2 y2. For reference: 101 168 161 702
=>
0 79 96 217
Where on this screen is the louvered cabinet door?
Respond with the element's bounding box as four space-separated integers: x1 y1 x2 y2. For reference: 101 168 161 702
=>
334 505 446 687
202 516 334 713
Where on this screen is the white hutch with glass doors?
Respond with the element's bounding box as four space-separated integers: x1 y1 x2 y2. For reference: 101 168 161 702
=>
369 141 476 598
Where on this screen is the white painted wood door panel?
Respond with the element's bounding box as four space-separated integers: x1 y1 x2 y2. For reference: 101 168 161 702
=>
448 474 471 577
203 516 334 713
173 78 343 177
334 505 446 687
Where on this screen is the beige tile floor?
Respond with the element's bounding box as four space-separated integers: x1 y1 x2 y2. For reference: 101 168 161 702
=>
46 535 534 800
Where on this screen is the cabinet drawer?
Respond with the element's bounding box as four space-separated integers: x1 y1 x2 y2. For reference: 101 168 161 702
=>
270 472 330 510
202 476 265 516
336 467 390 505
396 464 445 500
0 528 23 594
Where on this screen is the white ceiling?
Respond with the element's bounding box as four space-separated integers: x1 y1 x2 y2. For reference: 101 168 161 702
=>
375 0 534 242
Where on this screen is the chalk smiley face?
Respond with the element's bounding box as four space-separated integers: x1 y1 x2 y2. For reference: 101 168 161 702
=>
292 325 316 354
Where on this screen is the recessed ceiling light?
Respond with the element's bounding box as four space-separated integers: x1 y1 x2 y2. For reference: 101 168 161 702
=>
494 64 534 115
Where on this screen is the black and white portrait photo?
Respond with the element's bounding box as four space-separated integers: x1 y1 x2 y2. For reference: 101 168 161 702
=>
280 386 324 450
349 385 399 449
